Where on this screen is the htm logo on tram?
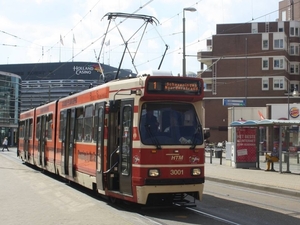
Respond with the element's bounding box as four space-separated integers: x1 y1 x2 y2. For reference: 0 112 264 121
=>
171 155 183 161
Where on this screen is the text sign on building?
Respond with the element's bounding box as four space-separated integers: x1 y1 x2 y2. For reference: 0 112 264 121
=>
223 99 246 106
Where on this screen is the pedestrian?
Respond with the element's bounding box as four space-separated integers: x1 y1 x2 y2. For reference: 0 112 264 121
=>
265 145 279 171
2 137 9 151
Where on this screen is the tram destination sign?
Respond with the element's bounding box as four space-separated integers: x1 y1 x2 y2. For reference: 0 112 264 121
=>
223 99 246 106
146 77 202 95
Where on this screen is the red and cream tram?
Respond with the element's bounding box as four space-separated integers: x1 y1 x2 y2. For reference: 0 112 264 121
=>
18 72 208 205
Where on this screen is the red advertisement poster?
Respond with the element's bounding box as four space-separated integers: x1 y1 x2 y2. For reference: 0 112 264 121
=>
236 127 257 162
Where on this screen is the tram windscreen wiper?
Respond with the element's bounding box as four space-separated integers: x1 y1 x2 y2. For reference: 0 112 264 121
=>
145 125 161 149
190 126 202 150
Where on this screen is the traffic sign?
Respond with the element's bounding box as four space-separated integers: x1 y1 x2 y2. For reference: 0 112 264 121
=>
223 99 246 106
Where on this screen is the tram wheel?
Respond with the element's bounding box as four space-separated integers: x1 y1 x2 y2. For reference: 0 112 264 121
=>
109 196 119 204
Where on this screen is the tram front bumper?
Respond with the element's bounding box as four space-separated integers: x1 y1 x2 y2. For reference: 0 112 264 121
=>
136 183 204 205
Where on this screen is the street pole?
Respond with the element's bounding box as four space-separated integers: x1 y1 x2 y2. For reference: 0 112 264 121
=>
182 7 197 77
182 10 186 77
288 80 290 120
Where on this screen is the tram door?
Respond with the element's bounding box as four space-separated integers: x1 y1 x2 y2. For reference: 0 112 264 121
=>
106 99 133 195
119 100 133 195
23 119 31 161
107 100 121 191
62 109 75 177
95 102 105 190
37 115 47 167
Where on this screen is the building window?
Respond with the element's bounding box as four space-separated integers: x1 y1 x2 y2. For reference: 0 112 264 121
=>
262 78 269 90
262 40 268 49
273 58 284 69
290 64 295 73
273 77 284 90
290 25 300 36
289 44 299 55
290 46 295 55
252 23 258 33
274 39 283 49
205 83 212 91
282 11 286 21
290 62 299 74
204 82 212 91
291 82 299 92
262 58 269 70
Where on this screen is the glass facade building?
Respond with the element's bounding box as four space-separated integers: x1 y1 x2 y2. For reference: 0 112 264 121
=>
0 71 21 146
0 62 133 112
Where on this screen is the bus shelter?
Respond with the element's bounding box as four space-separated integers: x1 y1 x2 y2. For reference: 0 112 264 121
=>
230 119 300 173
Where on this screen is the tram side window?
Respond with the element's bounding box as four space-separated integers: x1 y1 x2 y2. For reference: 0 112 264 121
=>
59 111 66 140
19 121 25 138
75 107 84 142
29 119 33 138
47 114 53 140
36 117 41 139
93 106 104 142
121 105 132 176
84 105 93 142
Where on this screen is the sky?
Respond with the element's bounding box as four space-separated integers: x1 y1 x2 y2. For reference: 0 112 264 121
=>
0 0 281 76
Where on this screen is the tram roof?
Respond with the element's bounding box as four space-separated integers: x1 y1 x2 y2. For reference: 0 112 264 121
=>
230 119 300 127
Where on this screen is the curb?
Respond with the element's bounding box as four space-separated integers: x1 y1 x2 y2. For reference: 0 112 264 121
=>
205 176 300 198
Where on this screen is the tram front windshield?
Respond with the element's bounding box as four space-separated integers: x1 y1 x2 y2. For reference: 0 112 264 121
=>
139 102 204 146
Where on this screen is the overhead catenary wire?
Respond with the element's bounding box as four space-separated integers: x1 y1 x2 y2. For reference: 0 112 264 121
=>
0 0 290 78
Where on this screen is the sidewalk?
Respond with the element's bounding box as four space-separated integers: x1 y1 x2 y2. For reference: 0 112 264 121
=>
6 147 300 197
205 154 300 197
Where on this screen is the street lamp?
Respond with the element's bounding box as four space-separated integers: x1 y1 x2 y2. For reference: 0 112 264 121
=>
182 7 197 77
284 83 299 173
288 82 299 119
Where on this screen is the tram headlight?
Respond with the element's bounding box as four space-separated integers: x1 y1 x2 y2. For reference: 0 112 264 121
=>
192 168 201 176
148 169 160 177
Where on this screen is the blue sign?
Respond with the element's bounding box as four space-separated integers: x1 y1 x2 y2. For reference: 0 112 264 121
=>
223 99 246 106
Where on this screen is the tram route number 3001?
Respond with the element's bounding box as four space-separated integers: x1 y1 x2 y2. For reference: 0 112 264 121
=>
170 169 184 176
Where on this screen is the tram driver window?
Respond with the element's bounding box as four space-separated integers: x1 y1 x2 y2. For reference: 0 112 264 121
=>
139 103 203 145
140 107 159 140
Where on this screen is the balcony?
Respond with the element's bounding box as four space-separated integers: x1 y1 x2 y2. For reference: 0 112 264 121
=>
197 69 212 78
197 51 213 65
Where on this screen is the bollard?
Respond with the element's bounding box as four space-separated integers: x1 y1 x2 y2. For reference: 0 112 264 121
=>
285 152 291 173
210 147 213 164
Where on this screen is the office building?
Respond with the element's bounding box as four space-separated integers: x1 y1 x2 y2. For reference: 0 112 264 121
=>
198 0 300 142
0 61 132 112
0 71 21 146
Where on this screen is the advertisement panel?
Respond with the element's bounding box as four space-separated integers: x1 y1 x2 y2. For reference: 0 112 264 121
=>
236 127 257 163
271 104 300 120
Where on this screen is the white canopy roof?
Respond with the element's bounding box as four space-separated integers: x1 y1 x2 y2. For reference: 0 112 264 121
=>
230 119 300 127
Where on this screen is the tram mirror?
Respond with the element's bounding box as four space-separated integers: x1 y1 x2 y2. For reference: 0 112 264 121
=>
109 100 121 112
204 131 210 140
